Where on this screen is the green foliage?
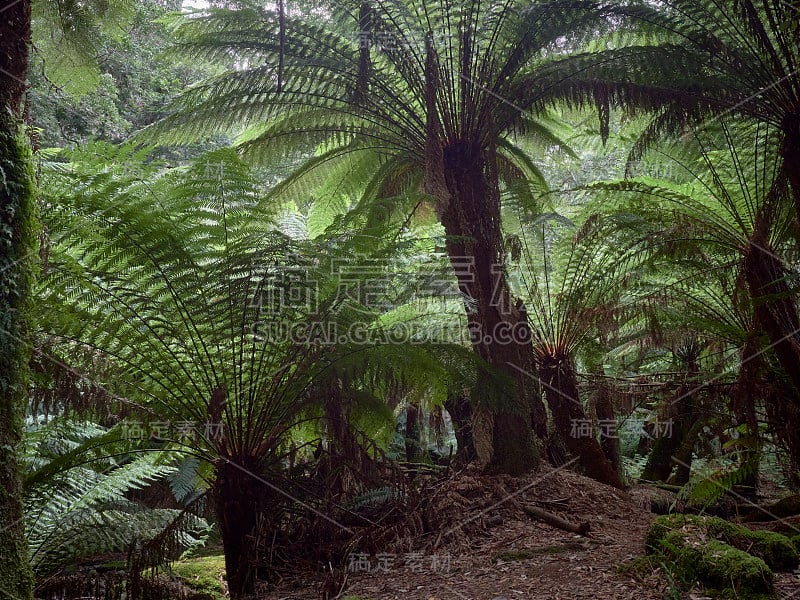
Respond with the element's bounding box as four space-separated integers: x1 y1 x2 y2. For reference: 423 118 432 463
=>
37 143 474 466
344 486 405 511
31 0 136 98
137 0 602 235
29 0 209 149
678 458 758 513
22 419 209 578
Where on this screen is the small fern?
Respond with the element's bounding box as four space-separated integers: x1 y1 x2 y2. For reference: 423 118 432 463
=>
23 419 209 578
344 486 405 511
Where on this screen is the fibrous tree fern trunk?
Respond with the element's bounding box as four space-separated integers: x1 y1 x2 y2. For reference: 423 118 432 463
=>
642 386 694 483
744 217 800 394
405 401 422 463
592 375 621 480
782 118 800 232
438 140 539 475
0 1 36 597
214 457 275 599
444 391 476 464
732 332 762 493
537 353 623 488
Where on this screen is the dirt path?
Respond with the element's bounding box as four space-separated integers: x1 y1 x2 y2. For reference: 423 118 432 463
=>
265 468 671 599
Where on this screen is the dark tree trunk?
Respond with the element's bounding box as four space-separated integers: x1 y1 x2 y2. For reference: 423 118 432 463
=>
322 377 376 493
732 333 762 493
744 218 800 394
405 402 422 462
642 389 694 483
781 117 800 240
668 417 706 486
641 426 680 482
437 140 539 475
592 377 622 479
444 391 477 463
0 2 36 598
214 457 272 599
1 1 31 113
537 354 623 488
643 351 699 483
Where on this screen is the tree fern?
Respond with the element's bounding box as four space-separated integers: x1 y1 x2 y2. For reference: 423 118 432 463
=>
37 142 478 595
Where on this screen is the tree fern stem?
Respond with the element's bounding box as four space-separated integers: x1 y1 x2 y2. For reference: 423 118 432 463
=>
0 1 36 596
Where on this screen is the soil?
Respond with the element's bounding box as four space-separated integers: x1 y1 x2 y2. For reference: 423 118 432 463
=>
257 466 684 599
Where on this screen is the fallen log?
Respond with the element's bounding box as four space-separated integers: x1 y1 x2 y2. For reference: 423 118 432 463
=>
521 504 590 536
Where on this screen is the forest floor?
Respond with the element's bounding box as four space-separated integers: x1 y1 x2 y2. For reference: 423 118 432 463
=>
260 465 784 600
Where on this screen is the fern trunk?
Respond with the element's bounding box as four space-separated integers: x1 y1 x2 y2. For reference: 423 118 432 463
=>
744 219 800 394
438 140 539 475
405 401 422 463
782 119 800 237
642 388 693 483
0 2 36 598
538 354 623 489
732 333 762 493
214 457 272 599
444 391 476 463
592 377 622 479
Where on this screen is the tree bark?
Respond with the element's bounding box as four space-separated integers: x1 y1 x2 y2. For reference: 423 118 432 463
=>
0 2 36 598
444 391 477 463
780 116 800 240
214 457 272 599
642 388 693 483
592 376 622 479
667 417 706 486
437 140 539 475
537 354 623 488
732 332 762 493
521 504 590 536
744 217 800 394
405 401 422 462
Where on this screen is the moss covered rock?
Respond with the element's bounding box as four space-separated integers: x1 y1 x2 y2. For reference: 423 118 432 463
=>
171 555 227 600
659 531 773 594
646 515 778 597
646 514 798 570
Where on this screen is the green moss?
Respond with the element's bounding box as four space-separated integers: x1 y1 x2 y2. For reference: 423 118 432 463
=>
615 555 658 582
704 517 798 571
646 515 778 596
662 532 772 594
171 555 227 600
646 514 798 571
0 115 37 600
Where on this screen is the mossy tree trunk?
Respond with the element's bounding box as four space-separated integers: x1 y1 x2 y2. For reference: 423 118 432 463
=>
642 351 700 483
0 1 36 598
667 417 707 486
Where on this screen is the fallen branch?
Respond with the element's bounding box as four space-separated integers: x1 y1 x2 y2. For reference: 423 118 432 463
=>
521 504 590 536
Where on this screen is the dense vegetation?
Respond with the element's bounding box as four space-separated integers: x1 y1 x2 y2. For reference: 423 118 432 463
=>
2 1 800 599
